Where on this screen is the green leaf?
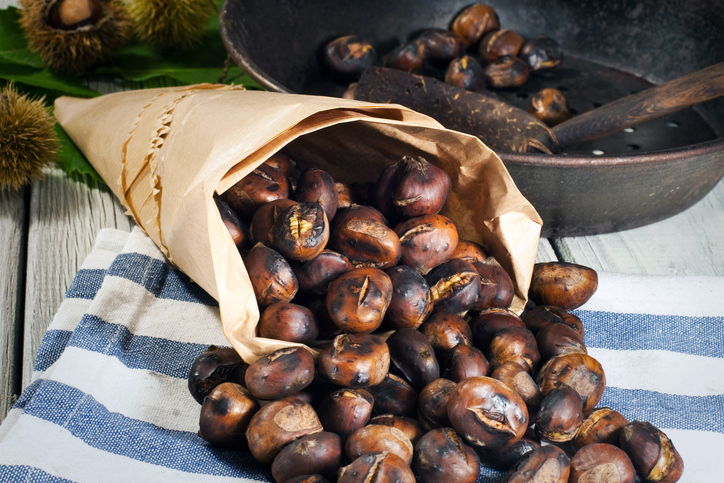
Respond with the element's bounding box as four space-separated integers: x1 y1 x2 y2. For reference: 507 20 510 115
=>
0 7 44 68
0 61 101 100
54 124 104 184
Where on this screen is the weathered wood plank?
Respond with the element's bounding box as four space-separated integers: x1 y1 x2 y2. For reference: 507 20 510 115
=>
23 168 134 389
551 178 724 275
536 238 558 263
0 188 27 421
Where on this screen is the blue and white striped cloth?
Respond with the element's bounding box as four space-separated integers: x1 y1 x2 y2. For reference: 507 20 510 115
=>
0 227 721 482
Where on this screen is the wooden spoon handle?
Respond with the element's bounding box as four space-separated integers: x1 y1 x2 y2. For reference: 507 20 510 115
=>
551 62 724 150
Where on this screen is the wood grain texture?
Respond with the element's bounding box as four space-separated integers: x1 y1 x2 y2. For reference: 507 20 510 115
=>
22 168 134 389
551 178 724 275
0 189 26 420
536 238 558 263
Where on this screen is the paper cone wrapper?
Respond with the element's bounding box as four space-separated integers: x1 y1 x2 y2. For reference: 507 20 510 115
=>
54 84 542 362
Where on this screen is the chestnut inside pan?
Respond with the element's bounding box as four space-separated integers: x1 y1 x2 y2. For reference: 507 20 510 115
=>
220 0 724 237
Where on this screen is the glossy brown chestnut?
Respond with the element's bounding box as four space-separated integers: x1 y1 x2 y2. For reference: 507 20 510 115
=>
374 155 451 221
326 267 392 333
386 327 440 390
282 475 330 483
323 35 377 81
443 344 490 383
535 385 584 443
520 36 564 74
271 431 344 483
395 214 459 275
294 249 353 296
484 57 530 89
538 353 606 412
451 240 488 264
308 296 343 339
425 258 481 315
188 345 248 404
245 346 316 400
417 378 457 430
258 302 319 344
295 168 339 222
536 322 587 362
270 202 329 261
505 445 570 483
215 198 251 249
477 428 541 471
346 425 414 464
490 361 541 418
198 382 258 447
366 374 418 417
250 198 297 245
224 162 291 217
245 399 323 464
330 205 401 269
336 182 354 209
451 3 500 48
265 152 296 176
569 443 636 483
479 29 524 62
529 88 572 127
419 312 473 359
487 326 541 373
385 41 427 74
529 262 599 310
318 388 374 439
368 415 424 446
337 452 415 483
573 407 629 451
244 243 298 306
447 376 529 449
472 257 515 310
384 265 434 329
317 333 390 388
522 305 584 340
469 309 526 351
445 55 486 91
413 427 480 483
417 29 465 67
620 421 684 483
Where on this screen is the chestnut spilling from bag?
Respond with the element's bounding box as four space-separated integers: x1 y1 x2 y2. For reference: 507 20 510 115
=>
53 84 541 363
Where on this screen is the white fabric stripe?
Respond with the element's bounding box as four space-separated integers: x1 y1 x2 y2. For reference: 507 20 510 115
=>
81 228 129 267
123 227 168 261
580 272 724 317
588 347 724 396
0 414 263 483
45 297 93 333
40 347 200 434
85 276 228 347
662 428 724 482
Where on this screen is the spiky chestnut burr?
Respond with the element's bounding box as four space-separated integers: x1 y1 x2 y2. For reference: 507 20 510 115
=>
124 0 216 49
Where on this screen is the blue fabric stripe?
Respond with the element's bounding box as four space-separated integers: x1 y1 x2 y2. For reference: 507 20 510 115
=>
0 465 75 483
68 314 209 380
107 253 217 307
33 330 73 373
14 379 272 479
575 309 724 358
65 269 106 300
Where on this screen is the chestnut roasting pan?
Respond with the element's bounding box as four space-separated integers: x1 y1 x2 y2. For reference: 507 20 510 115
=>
219 0 724 237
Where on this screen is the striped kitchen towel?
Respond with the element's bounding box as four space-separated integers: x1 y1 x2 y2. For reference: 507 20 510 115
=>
0 227 722 482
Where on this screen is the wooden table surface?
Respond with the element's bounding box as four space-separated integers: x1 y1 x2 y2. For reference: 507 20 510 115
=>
1 1 723 424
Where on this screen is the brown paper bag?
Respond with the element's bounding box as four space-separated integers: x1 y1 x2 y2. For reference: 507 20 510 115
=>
54 84 542 363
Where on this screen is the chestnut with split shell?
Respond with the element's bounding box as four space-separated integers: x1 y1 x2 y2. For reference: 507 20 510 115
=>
450 239 488 264
345 424 414 464
188 345 248 404
323 35 377 81
317 388 374 439
537 352 606 412
619 421 684 483
368 414 424 446
425 258 481 315
451 3 500 48
330 205 401 269
445 55 486 91
317 333 390 388
573 407 629 451
412 427 480 483
326 267 392 334
250 198 296 245
479 29 524 62
529 88 572 127
395 214 459 275
484 57 530 88
337 452 415 483
505 445 570 483
270 202 329 261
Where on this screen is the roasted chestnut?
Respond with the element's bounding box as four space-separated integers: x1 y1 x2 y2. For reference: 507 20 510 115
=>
425 258 481 315
442 344 490 383
529 88 572 127
258 302 319 344
323 35 377 81
283 475 330 483
368 414 424 446
294 249 353 296
619 421 684 483
520 36 564 73
386 327 440 390
330 205 401 269
534 384 584 443
451 3 500 48
188 345 248 404
479 29 524 62
536 322 587 362
198 382 258 447
295 168 339 222
484 57 530 88
537 353 606 412
367 373 419 417
487 326 541 373
573 407 629 451
469 309 526 351
317 333 390 388
568 443 636 483
395 214 459 275
215 198 251 249
419 312 473 359
271 431 344 483
270 202 329 261
336 182 354 209
451 239 488 264
244 243 298 306
326 267 392 333
529 262 598 310
250 198 297 245
308 296 343 339
374 155 451 221
245 346 316 400
417 378 457 430
245 399 323 464
505 445 570 483
264 152 296 176
412 428 480 483
490 361 541 418
224 162 291 217
447 376 529 450
477 427 541 471
417 29 465 67
472 257 515 310
385 41 427 74
445 55 486 91
337 452 415 483
318 388 374 439
346 425 414 464
384 265 434 329
522 305 584 340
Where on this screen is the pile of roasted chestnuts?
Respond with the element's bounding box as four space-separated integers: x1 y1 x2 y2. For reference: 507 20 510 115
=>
322 3 571 127
188 151 684 483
